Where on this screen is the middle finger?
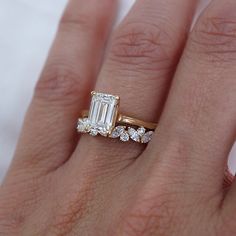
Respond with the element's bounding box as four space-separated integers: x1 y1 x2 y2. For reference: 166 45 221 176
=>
77 0 198 164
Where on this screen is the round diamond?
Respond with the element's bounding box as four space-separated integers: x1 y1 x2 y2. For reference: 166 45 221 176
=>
89 128 98 136
141 131 153 144
128 127 140 142
137 127 146 136
120 131 130 142
77 124 86 133
77 118 90 133
110 126 126 138
98 127 108 137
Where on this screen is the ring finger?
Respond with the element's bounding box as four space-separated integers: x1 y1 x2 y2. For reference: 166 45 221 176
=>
75 0 198 165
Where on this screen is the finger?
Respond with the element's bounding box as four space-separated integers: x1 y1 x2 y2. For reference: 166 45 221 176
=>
75 0 198 167
8 0 117 175
146 0 236 194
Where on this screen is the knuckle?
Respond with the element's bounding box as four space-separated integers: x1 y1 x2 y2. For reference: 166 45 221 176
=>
108 21 174 73
189 16 236 63
0 178 45 235
59 10 106 43
119 192 178 236
35 62 83 105
49 182 94 235
60 11 93 36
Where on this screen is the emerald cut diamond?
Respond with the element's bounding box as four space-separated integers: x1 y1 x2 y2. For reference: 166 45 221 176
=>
88 92 119 135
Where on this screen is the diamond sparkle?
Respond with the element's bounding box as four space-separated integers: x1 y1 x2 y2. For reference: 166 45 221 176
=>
120 131 130 142
141 131 153 143
77 118 90 133
88 92 119 135
128 127 140 142
137 127 146 136
110 126 126 138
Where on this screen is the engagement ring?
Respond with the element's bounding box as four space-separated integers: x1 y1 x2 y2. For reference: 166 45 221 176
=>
77 92 157 143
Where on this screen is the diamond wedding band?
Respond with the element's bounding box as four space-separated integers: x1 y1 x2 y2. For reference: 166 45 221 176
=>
77 92 157 144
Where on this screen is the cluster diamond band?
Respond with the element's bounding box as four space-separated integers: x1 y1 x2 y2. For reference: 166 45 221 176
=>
77 92 157 144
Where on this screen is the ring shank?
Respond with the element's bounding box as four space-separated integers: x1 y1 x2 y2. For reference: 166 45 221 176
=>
81 110 157 130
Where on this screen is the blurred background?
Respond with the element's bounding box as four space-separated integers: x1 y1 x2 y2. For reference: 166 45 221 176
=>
0 0 235 181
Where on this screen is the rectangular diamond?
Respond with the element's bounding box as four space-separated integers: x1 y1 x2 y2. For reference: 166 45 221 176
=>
88 92 119 134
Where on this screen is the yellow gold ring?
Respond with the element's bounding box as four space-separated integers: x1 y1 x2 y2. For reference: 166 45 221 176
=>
77 92 157 143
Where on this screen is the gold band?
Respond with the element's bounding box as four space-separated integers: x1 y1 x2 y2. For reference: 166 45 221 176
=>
81 110 157 130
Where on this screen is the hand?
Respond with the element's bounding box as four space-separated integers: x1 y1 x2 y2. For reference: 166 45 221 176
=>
1 0 236 235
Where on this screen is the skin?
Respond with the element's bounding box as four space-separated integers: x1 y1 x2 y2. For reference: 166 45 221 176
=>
0 0 236 235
